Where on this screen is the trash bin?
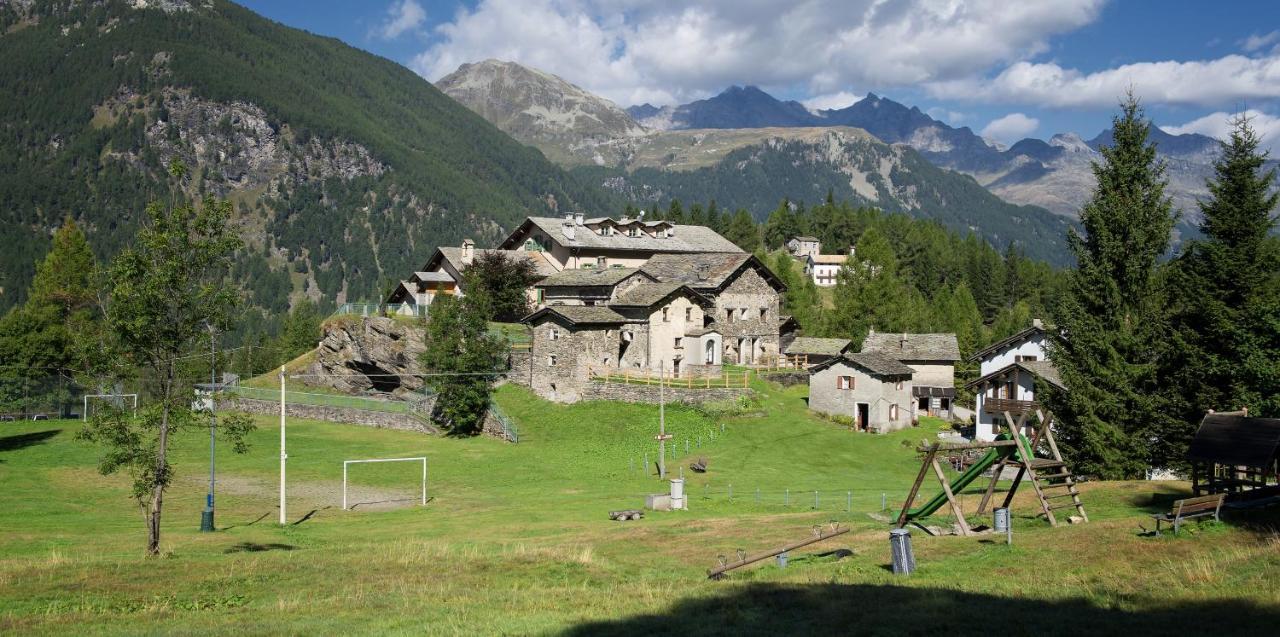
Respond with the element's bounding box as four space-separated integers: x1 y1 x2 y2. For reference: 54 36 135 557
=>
889 528 915 575
993 507 1010 533
776 551 788 568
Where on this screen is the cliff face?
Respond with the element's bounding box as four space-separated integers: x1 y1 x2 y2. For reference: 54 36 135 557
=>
307 317 427 395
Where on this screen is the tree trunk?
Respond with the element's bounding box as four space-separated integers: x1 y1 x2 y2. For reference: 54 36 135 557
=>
146 366 173 556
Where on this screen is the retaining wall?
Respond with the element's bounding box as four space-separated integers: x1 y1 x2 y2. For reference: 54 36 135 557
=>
580 382 749 405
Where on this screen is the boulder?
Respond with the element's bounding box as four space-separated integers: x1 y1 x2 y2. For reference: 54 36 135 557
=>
307 316 427 395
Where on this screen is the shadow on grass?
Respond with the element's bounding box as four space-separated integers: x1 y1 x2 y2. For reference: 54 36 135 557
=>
293 507 330 525
223 542 297 554
560 582 1280 636
347 497 427 511
220 511 273 530
0 429 61 459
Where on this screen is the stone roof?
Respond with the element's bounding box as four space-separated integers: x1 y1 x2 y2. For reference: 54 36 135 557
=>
790 236 819 242
503 217 743 253
535 267 645 288
610 282 696 307
685 326 719 337
810 352 915 377
412 271 454 283
640 253 785 291
436 247 559 277
810 254 849 265
524 305 630 326
862 332 960 362
784 337 851 356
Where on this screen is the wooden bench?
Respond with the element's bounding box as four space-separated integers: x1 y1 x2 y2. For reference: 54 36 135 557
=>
1151 494 1225 535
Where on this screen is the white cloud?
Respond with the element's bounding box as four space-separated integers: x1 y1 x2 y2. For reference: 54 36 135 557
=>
803 91 864 113
1163 109 1280 153
410 0 1103 106
980 112 1039 144
929 55 1280 109
376 0 426 40
1242 30 1280 52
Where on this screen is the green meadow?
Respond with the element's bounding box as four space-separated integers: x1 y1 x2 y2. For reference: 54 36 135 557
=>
1 380 1277 635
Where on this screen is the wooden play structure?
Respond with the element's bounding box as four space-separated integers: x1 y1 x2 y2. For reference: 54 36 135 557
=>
707 523 848 579
1188 410 1280 500
895 408 1087 536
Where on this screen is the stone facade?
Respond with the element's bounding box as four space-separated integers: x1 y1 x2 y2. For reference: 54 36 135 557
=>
713 268 781 365
580 382 749 405
527 318 620 403
223 397 439 434
808 359 914 433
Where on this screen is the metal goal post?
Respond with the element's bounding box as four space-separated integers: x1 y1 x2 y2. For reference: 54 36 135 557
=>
83 393 139 421
342 457 427 510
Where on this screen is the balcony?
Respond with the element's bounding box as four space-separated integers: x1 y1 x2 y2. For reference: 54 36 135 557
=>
983 398 1039 415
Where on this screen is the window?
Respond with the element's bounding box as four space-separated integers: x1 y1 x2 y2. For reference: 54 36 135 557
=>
597 256 607 268
549 328 559 341
759 308 767 320
895 380 903 390
685 307 693 321
674 337 683 349
1015 355 1038 362
662 307 670 322
738 308 748 320
836 375 855 390
890 404 899 421
726 308 735 323
547 355 558 366
536 289 544 304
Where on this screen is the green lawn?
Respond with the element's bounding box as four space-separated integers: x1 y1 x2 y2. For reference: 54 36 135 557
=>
1 379 1277 634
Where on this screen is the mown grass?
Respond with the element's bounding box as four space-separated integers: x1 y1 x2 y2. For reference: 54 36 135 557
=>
0 378 1277 635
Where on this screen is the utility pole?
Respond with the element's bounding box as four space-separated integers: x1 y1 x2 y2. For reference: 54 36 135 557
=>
279 365 287 525
200 326 217 532
656 360 670 479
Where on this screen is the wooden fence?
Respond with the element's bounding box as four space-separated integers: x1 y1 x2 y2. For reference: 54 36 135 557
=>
588 365 751 389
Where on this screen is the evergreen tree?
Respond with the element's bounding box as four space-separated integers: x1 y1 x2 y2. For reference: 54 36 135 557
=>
771 251 821 331
1040 94 1177 479
704 200 722 232
278 299 322 360
419 294 507 435
460 251 541 322
723 209 762 252
1163 114 1280 466
826 227 929 345
666 199 686 223
761 199 797 249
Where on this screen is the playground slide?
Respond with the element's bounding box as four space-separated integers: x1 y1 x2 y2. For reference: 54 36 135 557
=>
903 445 1018 521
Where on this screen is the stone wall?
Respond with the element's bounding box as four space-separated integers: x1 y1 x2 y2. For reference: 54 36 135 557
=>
580 381 749 405
224 397 438 434
713 268 781 363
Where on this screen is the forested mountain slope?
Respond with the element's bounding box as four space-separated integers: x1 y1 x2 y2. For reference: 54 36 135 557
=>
0 0 615 323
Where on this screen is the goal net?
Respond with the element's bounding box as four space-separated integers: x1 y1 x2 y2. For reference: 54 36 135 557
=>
83 393 138 421
342 457 428 511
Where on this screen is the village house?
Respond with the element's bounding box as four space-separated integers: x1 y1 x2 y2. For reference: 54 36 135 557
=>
385 239 558 315
966 320 1063 441
783 337 852 367
805 250 856 287
639 253 787 365
497 213 744 270
861 331 960 419
522 283 720 402
808 353 915 433
786 236 821 260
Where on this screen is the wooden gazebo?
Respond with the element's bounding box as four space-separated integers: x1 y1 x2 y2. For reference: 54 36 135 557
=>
1188 411 1280 500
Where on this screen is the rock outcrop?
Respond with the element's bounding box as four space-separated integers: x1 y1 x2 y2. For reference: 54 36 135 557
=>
307 317 426 395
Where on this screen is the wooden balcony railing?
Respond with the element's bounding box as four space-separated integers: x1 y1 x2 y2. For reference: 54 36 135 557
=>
983 398 1039 415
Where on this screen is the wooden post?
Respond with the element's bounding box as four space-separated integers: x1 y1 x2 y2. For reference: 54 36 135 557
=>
896 445 938 528
931 456 971 536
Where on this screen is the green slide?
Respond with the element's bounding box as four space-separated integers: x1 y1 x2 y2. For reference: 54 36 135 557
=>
902 441 1021 521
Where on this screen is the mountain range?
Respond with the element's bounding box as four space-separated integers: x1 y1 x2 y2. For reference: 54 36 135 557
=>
628 85 1231 222
0 1 614 318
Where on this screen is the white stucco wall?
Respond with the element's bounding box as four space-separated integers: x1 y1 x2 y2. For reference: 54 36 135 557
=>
978 333 1048 376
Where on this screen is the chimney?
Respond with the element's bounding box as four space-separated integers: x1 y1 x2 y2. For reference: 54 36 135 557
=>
574 212 584 226
1032 318 1044 329
561 218 576 241
460 239 475 264
637 210 646 220
899 334 907 350
849 246 856 256
564 212 574 223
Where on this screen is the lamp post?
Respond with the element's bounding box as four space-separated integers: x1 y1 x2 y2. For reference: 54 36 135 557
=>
200 325 217 532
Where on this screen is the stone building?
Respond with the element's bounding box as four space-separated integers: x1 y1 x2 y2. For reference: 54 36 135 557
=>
386 239 558 314
786 236 821 260
523 284 720 402
808 353 915 433
783 337 852 366
861 331 960 419
498 213 744 270
639 253 787 365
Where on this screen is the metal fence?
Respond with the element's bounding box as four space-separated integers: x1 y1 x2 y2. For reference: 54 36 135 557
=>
487 401 519 443
331 302 427 318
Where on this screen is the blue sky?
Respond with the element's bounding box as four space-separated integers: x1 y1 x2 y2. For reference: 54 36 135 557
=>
239 0 1280 147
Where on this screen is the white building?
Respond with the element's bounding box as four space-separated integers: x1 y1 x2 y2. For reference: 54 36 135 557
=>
805 250 855 287
966 320 1064 441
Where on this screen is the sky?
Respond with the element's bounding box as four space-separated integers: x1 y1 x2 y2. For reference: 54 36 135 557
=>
238 0 1280 148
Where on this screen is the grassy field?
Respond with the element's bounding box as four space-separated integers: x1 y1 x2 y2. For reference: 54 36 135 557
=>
1 378 1278 635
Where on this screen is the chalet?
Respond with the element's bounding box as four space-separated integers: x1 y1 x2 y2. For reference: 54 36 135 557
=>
862 331 959 419
965 320 1061 441
497 213 743 270
808 353 915 433
805 252 850 287
783 337 852 367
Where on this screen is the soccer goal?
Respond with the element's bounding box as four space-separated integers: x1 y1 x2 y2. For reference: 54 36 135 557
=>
83 393 138 421
342 457 427 511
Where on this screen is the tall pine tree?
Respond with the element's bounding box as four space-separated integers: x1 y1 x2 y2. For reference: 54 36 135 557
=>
1162 114 1280 467
1041 94 1177 479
